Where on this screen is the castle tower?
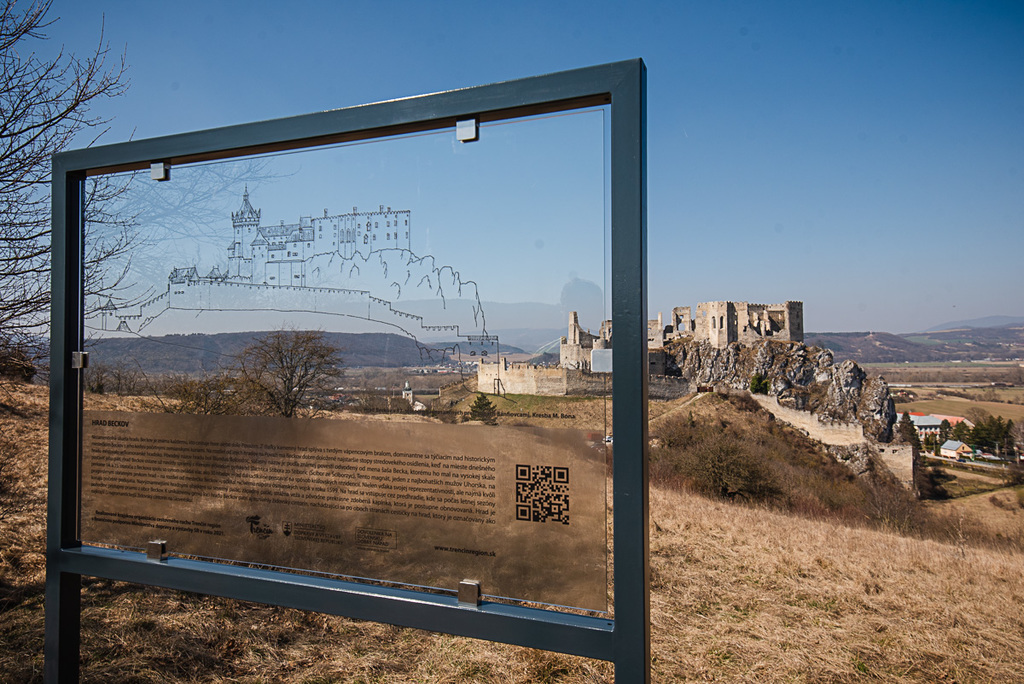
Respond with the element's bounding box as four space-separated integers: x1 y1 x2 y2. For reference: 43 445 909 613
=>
567 311 581 345
229 187 261 278
696 301 736 349
785 301 804 342
647 311 665 348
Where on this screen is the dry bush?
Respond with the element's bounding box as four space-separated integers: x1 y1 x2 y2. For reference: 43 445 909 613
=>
161 373 241 415
0 344 35 384
916 465 951 500
0 435 27 521
1004 463 1024 487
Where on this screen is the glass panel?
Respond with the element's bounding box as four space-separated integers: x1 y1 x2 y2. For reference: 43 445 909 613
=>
81 108 612 612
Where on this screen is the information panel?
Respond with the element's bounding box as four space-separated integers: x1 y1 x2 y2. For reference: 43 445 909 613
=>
82 411 606 609
50 61 648 683
79 106 612 612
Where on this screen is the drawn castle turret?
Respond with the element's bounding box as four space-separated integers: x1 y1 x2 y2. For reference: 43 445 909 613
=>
227 188 261 279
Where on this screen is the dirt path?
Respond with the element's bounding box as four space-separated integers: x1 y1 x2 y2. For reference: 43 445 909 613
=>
649 393 703 428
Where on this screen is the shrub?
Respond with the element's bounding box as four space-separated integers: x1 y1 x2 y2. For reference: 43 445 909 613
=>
468 392 497 425
728 393 761 413
915 466 951 500
0 435 26 520
749 373 770 395
0 345 35 383
163 374 239 415
1004 463 1024 487
679 437 781 501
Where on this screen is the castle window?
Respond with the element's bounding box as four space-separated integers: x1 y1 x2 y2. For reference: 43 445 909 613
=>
363 235 368 244
386 232 390 240
720 316 724 329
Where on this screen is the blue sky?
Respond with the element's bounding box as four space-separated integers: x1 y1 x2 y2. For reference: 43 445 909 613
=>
45 0 1024 333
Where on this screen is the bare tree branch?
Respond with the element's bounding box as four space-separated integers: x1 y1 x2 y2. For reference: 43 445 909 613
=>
0 0 129 354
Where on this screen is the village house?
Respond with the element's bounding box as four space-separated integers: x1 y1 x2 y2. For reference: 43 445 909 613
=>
940 439 973 460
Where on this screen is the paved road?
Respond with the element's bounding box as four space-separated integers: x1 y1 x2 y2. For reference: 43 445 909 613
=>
923 454 1016 471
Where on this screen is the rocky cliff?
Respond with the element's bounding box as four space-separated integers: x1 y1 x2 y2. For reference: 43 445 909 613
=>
660 339 897 442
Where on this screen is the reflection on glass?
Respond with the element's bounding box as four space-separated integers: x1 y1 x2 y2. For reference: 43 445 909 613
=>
80 108 612 612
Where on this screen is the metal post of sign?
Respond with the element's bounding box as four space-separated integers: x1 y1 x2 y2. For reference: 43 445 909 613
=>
611 59 650 681
46 163 85 683
46 59 648 682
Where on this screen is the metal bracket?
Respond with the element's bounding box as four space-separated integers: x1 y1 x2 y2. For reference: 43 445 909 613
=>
150 161 170 181
70 352 89 369
458 579 481 607
146 540 168 562
456 118 478 143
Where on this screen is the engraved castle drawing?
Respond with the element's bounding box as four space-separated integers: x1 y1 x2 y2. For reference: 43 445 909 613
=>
93 191 486 357
225 188 411 285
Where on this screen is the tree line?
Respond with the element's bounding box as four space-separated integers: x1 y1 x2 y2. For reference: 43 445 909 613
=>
898 411 1020 459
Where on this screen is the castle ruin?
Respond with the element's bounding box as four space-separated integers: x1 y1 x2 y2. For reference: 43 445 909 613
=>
563 300 803 368
649 301 803 350
558 312 612 370
479 300 803 396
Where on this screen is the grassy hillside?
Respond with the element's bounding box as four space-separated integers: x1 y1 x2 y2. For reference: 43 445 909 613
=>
83 331 521 374
2 385 1024 682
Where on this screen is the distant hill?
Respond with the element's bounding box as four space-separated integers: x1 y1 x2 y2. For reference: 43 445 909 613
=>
85 331 524 374
923 315 1024 331
807 325 1024 363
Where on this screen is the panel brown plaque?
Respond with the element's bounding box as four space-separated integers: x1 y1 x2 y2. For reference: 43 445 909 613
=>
81 411 608 611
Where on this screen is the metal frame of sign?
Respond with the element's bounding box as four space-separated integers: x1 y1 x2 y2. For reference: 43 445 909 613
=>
46 59 648 682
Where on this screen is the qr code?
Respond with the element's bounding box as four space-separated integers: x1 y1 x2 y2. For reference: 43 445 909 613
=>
516 465 570 525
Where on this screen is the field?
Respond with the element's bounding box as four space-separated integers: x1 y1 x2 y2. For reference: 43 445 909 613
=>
865 362 1024 386
894 396 1024 423
919 462 1010 498
3 384 1024 682
870 361 1024 424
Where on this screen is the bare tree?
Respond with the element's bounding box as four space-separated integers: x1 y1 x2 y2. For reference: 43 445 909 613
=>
1012 420 1024 461
235 330 342 418
0 1 128 355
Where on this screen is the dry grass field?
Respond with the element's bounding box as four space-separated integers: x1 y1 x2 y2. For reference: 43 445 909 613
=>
895 396 1024 423
3 384 1024 682
866 363 1024 387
